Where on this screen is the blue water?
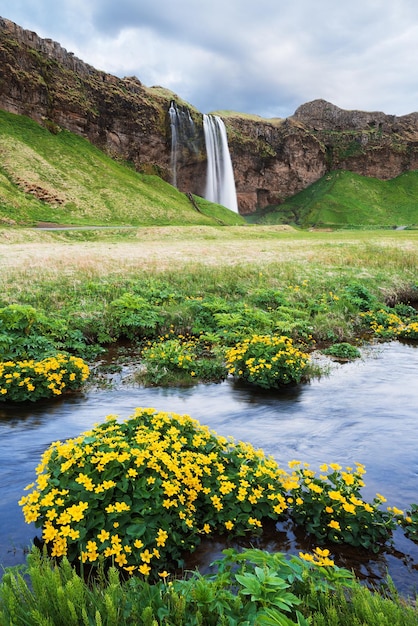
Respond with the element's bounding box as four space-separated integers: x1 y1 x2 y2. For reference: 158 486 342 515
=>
1 341 417 594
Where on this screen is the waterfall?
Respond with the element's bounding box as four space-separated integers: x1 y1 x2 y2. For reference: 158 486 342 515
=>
203 114 239 213
169 101 197 187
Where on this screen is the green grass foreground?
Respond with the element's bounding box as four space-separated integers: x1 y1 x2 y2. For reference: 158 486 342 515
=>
1 547 418 626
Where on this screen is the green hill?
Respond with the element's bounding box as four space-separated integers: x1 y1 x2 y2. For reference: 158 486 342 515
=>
249 170 418 228
0 109 244 227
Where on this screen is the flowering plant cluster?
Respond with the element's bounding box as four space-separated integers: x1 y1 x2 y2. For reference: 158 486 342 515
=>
19 409 411 579
288 461 395 552
225 334 310 388
398 504 418 542
140 335 226 385
360 309 405 339
359 305 418 344
398 321 418 341
0 353 90 402
19 409 294 579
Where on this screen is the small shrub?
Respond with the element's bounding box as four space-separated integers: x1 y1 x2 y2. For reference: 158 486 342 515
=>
19 409 409 577
190 297 275 343
0 547 358 626
108 292 163 340
140 335 226 385
0 353 90 402
344 283 378 311
248 287 289 310
0 303 91 360
392 302 418 319
225 334 310 388
322 342 361 360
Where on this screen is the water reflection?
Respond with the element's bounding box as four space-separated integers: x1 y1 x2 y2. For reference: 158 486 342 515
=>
1 342 418 595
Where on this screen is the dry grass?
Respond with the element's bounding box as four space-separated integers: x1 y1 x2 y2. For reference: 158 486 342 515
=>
1 226 418 282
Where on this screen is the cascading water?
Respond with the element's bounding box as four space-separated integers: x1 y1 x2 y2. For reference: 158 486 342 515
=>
203 114 239 213
169 101 197 187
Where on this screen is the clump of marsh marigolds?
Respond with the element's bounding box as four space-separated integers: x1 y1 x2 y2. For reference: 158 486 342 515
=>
288 461 396 552
0 353 90 402
19 409 291 579
19 409 407 580
225 334 310 388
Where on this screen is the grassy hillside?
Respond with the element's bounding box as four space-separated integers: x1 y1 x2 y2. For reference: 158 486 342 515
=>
0 109 244 227
250 170 418 228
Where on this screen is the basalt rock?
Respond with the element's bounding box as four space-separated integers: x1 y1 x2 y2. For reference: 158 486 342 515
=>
1 17 418 215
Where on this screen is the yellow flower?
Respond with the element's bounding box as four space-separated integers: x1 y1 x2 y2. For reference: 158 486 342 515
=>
156 529 168 547
97 529 110 543
341 472 354 486
210 495 223 511
388 506 404 516
139 563 151 576
328 490 344 502
51 536 67 557
342 502 356 514
114 501 130 513
115 553 128 567
328 520 341 531
42 522 58 542
224 520 234 530
140 549 153 563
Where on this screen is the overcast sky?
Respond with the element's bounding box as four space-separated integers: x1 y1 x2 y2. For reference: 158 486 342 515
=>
2 1 418 119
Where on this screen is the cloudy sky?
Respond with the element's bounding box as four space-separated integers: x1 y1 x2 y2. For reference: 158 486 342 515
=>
2 1 418 119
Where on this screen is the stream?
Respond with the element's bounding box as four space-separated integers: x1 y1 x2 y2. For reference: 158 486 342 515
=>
1 341 417 595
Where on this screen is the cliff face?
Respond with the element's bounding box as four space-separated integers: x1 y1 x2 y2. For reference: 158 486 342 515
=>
0 17 207 196
224 116 327 214
1 17 418 215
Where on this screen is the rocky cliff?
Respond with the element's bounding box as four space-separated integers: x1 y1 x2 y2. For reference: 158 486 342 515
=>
1 17 418 215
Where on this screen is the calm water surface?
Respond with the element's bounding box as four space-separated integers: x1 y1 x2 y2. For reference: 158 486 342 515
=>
1 342 417 594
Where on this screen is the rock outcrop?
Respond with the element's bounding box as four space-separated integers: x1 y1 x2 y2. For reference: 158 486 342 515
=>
1 17 418 214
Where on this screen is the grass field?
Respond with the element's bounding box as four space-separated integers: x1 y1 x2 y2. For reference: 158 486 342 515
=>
1 225 416 278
